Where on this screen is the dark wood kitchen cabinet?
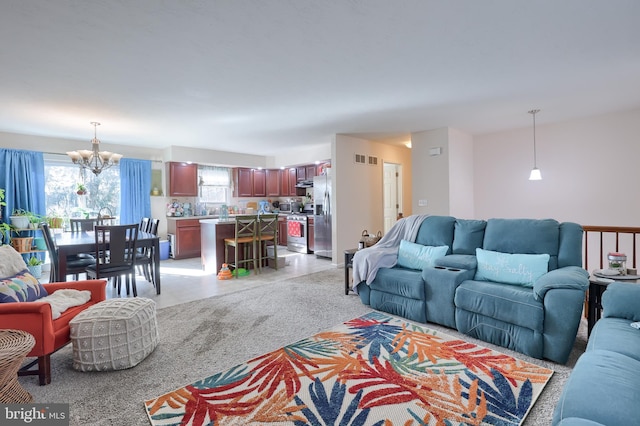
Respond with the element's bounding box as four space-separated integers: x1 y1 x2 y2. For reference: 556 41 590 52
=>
296 166 306 181
305 165 317 180
266 169 280 197
234 168 253 197
167 162 198 197
278 215 288 246
287 168 298 195
252 169 266 197
308 216 314 252
167 218 201 259
280 168 297 196
233 168 266 197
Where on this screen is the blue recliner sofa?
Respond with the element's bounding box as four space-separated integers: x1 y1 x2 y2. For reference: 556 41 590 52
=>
355 215 589 364
553 282 640 425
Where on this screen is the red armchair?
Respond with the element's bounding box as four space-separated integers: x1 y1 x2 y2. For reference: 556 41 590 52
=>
0 279 107 385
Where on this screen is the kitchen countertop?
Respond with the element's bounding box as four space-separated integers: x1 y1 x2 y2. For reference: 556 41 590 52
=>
167 213 290 221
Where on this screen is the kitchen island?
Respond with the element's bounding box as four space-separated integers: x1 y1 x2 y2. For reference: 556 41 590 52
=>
200 218 237 273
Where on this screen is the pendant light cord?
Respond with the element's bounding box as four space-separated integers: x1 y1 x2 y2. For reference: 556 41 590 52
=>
529 109 540 168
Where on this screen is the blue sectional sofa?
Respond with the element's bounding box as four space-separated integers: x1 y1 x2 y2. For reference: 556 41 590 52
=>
553 282 640 425
355 215 589 364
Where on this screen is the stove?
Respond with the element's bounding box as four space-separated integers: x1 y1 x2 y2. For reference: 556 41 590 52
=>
286 214 310 253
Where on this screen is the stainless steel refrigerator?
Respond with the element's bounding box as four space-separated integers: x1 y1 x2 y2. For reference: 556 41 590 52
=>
313 170 332 259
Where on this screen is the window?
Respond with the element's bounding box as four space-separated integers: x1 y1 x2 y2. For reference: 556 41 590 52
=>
198 165 230 205
44 157 120 227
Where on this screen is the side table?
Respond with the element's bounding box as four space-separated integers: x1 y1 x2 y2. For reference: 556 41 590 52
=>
344 248 358 295
0 329 36 403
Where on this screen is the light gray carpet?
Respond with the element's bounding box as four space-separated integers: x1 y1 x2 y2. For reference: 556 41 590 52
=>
21 269 587 425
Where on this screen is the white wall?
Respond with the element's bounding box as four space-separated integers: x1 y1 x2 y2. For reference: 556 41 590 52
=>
334 134 412 265
448 128 474 218
411 128 450 215
473 108 640 226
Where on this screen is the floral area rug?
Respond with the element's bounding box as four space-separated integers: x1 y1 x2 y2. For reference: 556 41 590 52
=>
145 312 553 425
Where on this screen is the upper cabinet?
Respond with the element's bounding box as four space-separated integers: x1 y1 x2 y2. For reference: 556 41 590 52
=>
233 168 266 197
233 162 330 198
306 165 317 180
287 168 298 196
253 169 266 197
265 169 280 197
167 162 198 197
296 166 306 181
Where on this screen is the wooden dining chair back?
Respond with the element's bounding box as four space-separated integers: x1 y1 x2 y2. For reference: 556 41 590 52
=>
257 214 279 270
70 218 98 232
86 224 139 296
224 215 259 277
139 217 151 233
136 218 160 288
148 218 160 236
40 222 95 282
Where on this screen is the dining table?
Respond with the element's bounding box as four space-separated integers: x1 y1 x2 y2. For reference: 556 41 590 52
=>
54 230 161 294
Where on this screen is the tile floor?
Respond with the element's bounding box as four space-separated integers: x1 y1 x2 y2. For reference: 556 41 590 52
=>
102 246 336 309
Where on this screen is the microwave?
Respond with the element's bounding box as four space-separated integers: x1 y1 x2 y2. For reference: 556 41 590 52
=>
279 202 292 213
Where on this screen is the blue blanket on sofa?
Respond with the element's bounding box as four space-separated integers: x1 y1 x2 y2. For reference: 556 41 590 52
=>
352 214 428 291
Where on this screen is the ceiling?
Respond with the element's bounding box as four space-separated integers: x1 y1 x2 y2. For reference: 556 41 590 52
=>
1 1 639 156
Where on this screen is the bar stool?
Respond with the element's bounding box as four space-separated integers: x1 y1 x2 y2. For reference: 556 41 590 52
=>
224 215 258 277
257 214 279 270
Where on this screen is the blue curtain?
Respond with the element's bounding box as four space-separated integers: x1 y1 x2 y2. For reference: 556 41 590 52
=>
119 158 151 226
0 149 46 219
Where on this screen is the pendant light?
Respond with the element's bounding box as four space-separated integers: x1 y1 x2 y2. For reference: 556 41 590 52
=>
528 109 542 180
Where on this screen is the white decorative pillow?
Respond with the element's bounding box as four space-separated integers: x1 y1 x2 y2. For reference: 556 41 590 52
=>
397 240 449 270
475 248 550 287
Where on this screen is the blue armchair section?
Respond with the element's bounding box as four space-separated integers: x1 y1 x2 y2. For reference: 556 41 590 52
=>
553 282 640 425
355 216 589 364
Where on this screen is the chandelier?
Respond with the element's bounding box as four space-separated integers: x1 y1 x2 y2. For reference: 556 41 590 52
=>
66 122 123 175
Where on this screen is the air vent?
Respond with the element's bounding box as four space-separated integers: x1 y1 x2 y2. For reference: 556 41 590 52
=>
354 153 366 164
368 156 378 166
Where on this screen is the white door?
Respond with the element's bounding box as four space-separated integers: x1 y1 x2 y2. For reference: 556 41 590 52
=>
383 163 401 234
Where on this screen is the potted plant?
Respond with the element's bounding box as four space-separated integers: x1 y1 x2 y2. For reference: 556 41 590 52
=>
47 207 65 229
28 212 43 229
26 256 43 278
9 208 30 229
9 225 33 253
76 183 87 195
0 188 6 222
0 222 10 245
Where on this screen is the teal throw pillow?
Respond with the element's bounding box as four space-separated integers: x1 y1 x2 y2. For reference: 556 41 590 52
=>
0 269 48 303
397 240 449 270
475 248 550 287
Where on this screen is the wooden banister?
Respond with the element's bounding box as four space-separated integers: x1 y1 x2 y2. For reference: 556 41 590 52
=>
582 225 640 271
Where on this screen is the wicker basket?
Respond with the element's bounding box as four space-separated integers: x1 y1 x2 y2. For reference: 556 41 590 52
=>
360 230 382 248
0 329 36 403
10 237 33 253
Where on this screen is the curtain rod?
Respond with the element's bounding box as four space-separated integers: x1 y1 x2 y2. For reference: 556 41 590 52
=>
43 151 163 163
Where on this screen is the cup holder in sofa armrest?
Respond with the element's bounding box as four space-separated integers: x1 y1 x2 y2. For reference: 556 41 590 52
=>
423 265 476 288
433 266 461 272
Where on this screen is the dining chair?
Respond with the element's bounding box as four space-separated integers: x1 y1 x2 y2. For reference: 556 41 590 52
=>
257 214 279 271
136 218 160 287
68 218 100 260
69 218 98 232
139 217 151 233
40 222 96 282
224 215 259 277
86 224 139 296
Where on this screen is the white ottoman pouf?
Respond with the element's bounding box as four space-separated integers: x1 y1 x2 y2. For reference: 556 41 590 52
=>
70 298 159 372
